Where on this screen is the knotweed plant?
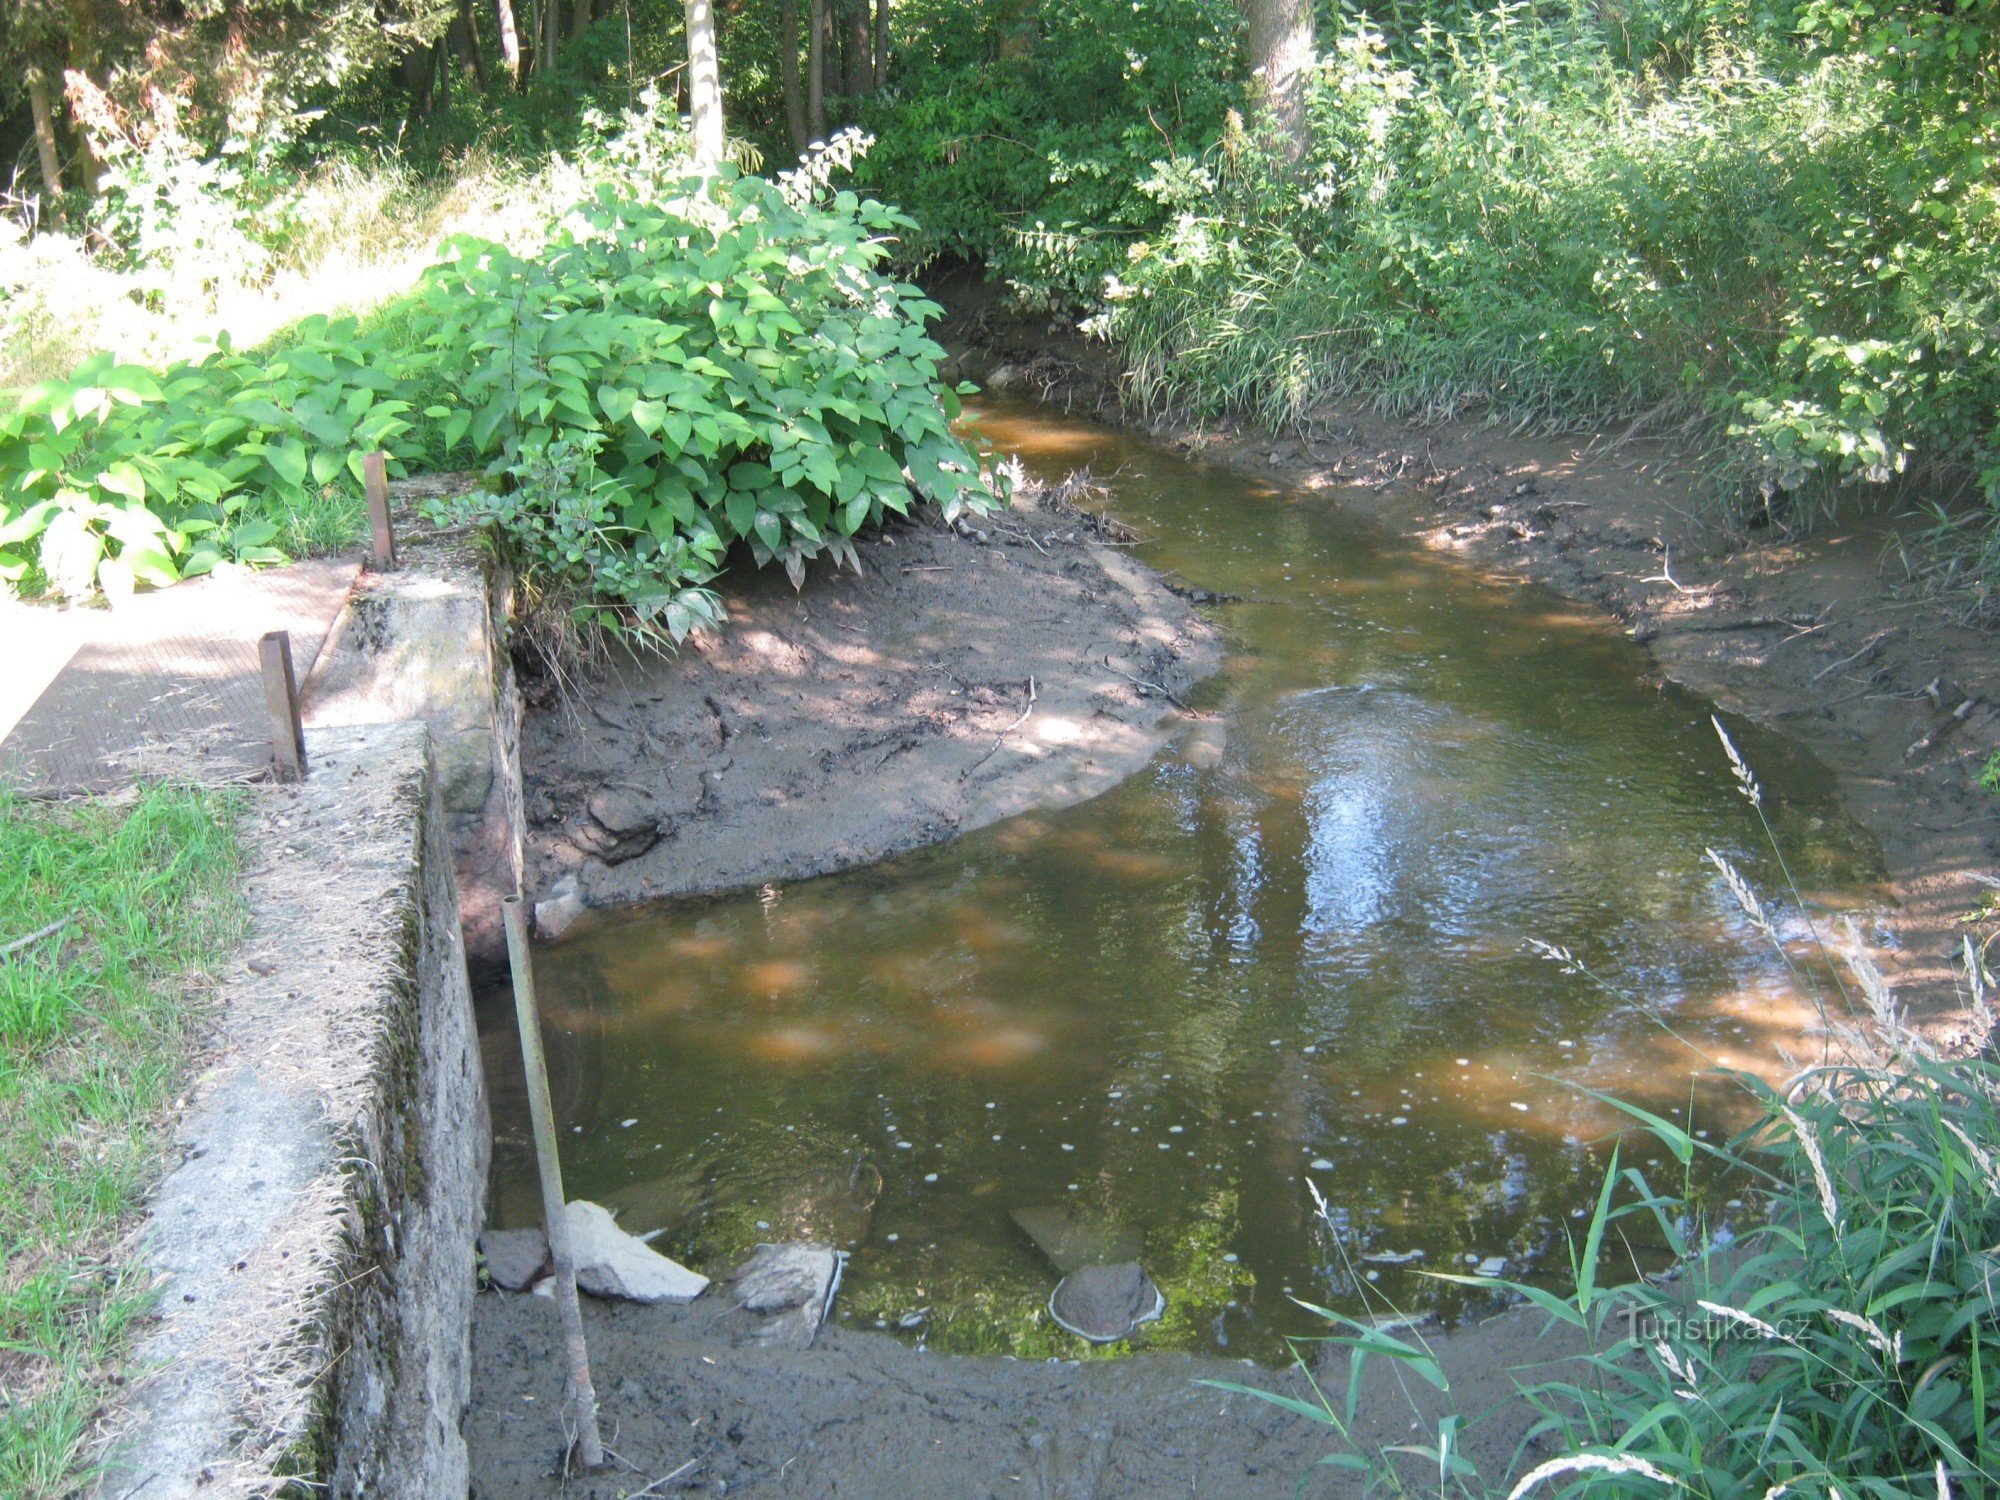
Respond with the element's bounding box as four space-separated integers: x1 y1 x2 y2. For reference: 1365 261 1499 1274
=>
1213 725 2000 1497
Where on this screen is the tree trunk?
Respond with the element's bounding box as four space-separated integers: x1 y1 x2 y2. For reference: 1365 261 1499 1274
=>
458 0 492 92
541 0 561 72
843 0 871 96
1243 0 1313 162
995 0 1034 59
684 0 725 163
807 0 826 143
780 0 807 153
26 69 65 196
872 0 889 91
397 44 437 116
569 0 593 40
496 0 524 86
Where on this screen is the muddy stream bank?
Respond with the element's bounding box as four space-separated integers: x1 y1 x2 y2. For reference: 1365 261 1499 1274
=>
468 391 1967 1497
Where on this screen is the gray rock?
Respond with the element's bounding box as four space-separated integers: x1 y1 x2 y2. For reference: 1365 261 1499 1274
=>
1181 720 1228 770
480 1227 551 1291
570 789 665 865
1047 1262 1166 1344
569 816 659 865
986 363 1022 390
586 787 663 834
566 1200 709 1303
721 1242 845 1349
1010 1205 1146 1275
534 874 585 940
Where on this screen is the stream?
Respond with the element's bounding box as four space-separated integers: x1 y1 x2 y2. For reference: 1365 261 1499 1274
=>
482 396 1884 1362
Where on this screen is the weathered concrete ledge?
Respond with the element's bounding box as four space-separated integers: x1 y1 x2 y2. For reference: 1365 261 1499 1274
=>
305 514 524 970
96 724 489 1497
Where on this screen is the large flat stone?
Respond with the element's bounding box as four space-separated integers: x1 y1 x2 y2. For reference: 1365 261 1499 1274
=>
567 1200 709 1304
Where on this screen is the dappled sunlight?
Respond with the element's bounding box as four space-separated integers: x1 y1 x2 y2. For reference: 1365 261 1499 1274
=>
946 1026 1053 1069
746 1024 843 1064
743 957 816 997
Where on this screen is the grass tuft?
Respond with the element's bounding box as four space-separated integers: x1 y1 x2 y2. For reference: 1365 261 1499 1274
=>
0 786 244 1498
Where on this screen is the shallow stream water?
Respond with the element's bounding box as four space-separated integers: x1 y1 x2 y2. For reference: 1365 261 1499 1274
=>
482 398 1883 1361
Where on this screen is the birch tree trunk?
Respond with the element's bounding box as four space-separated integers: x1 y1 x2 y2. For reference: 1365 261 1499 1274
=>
1243 0 1313 162
684 0 725 164
496 0 524 87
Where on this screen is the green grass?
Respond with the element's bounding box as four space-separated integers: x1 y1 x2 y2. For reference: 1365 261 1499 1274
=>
0 787 244 1497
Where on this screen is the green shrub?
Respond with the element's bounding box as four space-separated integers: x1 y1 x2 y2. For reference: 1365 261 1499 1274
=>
405 166 1001 649
854 0 1243 304
0 322 418 596
0 155 999 639
1094 0 2000 535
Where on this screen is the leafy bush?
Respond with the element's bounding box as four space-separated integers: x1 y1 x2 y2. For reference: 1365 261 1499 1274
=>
854 0 1243 304
0 152 998 656
405 164 1000 648
0 323 417 596
1092 0 2000 537
1220 728 2000 1496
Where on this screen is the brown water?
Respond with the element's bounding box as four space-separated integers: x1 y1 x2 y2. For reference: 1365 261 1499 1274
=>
482 398 1883 1361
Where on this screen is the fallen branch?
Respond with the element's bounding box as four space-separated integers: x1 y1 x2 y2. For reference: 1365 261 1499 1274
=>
961 677 1037 777
1906 697 1978 761
1812 628 1897 682
1104 660 1189 711
626 1457 702 1498
1 914 73 960
1655 612 1818 636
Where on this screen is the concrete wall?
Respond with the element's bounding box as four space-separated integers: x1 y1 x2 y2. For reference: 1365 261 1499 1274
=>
305 529 524 969
98 723 490 1498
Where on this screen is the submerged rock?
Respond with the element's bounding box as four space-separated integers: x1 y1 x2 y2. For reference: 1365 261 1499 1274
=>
1181 719 1228 770
1360 1248 1425 1266
567 1200 710 1303
480 1227 551 1291
534 874 585 940
1010 1205 1145 1275
600 1169 706 1240
720 1241 846 1349
1047 1262 1166 1344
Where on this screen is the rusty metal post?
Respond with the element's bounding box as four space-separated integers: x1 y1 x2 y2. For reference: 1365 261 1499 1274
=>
258 630 306 783
500 895 605 1471
363 452 395 570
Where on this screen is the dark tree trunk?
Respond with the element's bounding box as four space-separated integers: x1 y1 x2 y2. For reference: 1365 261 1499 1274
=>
1243 0 1313 161
397 44 436 116
995 0 1034 59
541 0 560 72
569 0 592 40
843 0 871 95
457 0 492 92
807 0 826 142
26 68 65 196
872 0 889 90
780 0 807 152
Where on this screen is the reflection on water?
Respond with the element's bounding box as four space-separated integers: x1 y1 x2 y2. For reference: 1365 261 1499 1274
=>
481 398 1884 1361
